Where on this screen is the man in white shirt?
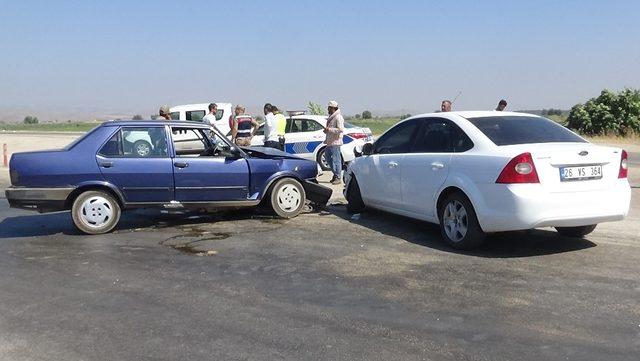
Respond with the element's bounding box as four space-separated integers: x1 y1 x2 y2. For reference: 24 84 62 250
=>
262 103 281 149
202 103 218 126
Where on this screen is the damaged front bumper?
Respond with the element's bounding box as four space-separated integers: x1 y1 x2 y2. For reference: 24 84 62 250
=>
302 180 332 206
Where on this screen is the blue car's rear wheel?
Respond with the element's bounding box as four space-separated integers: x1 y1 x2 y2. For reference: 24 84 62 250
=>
71 190 121 234
269 178 306 218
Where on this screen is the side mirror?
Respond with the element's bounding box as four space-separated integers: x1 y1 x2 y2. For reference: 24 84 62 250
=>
362 142 374 156
354 145 363 158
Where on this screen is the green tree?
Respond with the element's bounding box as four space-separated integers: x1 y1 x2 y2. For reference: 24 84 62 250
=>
567 88 640 136
354 113 361 119
362 110 372 119
23 115 39 124
307 102 325 115
132 114 143 120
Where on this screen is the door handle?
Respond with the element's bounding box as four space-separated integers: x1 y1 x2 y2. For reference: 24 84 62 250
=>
431 162 445 170
174 162 189 168
99 161 113 168
387 161 399 169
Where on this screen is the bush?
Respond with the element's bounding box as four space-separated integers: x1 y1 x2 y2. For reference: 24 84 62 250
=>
23 116 39 124
399 113 412 120
307 102 324 116
354 113 361 119
362 110 372 119
132 114 143 120
567 88 640 136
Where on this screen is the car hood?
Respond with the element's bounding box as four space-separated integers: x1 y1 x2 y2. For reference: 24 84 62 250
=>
241 146 307 160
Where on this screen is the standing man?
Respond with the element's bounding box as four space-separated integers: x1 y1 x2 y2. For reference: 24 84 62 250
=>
263 103 280 149
272 106 287 151
495 99 507 111
231 105 258 146
324 100 344 185
158 105 171 120
202 103 218 126
441 100 452 112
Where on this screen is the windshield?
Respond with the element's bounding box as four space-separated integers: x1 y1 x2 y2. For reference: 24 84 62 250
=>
344 122 357 129
466 115 586 146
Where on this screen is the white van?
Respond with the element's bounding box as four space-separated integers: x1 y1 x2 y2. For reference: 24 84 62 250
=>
169 103 233 135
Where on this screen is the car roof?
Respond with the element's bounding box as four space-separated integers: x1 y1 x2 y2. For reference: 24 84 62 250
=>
102 120 211 127
169 103 232 111
409 111 537 119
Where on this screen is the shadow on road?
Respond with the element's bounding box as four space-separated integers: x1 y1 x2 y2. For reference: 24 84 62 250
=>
329 204 596 258
0 208 283 239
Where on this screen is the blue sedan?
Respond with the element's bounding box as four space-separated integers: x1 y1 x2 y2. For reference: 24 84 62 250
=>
5 120 331 234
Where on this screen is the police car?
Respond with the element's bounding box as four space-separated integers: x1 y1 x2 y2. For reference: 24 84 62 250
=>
251 112 373 170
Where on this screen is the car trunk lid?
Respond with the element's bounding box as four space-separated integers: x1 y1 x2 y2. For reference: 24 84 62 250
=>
501 143 623 192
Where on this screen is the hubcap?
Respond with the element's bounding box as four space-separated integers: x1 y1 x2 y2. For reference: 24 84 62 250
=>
443 200 468 242
276 184 301 212
80 196 114 228
320 150 330 169
136 143 151 157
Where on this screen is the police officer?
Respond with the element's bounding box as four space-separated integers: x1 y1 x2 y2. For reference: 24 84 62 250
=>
231 105 258 146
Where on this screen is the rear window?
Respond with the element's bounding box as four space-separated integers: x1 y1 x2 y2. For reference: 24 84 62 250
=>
466 116 586 146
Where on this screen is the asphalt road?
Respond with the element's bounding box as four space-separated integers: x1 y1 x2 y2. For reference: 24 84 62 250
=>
0 185 639 360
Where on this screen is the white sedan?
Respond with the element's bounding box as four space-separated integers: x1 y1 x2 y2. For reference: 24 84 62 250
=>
344 111 631 249
252 115 373 170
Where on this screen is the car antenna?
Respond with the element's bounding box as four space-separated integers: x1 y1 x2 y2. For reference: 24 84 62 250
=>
451 90 462 105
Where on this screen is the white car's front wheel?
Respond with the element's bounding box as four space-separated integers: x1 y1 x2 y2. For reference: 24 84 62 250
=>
555 225 597 238
316 147 331 171
438 192 485 250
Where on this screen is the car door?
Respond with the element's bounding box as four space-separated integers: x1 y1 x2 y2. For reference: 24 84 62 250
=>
401 118 473 218
283 118 326 161
97 126 174 203
171 126 250 202
357 119 421 210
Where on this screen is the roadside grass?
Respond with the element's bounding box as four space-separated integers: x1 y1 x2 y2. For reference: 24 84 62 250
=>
0 122 99 132
585 133 640 151
348 117 401 135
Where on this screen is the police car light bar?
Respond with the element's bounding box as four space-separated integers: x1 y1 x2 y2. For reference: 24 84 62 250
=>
286 110 307 117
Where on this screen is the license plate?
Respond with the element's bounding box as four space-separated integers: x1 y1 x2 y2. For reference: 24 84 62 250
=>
559 165 602 181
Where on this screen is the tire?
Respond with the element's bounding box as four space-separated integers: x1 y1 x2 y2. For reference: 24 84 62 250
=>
133 140 152 157
316 147 331 171
71 190 121 235
346 176 365 214
438 192 485 250
269 178 306 218
555 225 597 238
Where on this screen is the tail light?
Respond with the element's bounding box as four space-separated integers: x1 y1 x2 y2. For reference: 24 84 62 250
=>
496 152 540 184
619 150 628 179
348 132 368 139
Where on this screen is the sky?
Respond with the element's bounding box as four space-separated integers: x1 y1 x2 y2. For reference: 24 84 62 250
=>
0 0 639 118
